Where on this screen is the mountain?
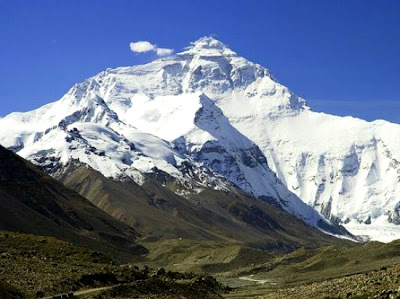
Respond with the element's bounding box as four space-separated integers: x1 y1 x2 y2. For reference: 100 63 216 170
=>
0 145 145 261
0 72 337 235
2 36 398 241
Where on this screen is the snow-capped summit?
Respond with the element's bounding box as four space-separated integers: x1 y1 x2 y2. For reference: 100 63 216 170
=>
1 37 399 241
179 36 238 57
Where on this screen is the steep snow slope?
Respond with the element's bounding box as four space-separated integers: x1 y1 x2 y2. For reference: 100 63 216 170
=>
252 111 400 241
1 37 398 240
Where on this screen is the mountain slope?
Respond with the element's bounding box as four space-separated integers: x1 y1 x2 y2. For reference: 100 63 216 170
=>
0 145 145 260
122 92 328 228
1 37 397 241
55 161 348 250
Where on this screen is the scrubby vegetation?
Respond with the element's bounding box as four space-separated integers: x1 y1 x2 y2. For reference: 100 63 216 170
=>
0 231 225 299
90 275 225 299
4 230 400 298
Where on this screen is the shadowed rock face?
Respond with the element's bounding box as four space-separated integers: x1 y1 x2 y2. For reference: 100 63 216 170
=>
0 145 146 261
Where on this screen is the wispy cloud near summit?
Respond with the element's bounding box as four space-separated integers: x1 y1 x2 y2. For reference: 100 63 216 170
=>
129 41 173 56
156 48 174 56
129 41 156 53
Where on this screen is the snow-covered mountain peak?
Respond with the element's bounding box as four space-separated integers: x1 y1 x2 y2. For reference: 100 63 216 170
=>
84 38 400 241
179 36 238 57
4 36 400 241
91 37 306 121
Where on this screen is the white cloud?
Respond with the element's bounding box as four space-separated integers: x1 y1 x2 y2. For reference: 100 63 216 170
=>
129 40 174 56
129 41 156 53
156 48 174 56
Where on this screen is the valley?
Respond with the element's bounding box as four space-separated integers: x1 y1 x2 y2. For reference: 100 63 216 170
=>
2 231 400 298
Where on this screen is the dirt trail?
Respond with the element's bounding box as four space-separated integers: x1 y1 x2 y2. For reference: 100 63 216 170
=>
42 285 115 298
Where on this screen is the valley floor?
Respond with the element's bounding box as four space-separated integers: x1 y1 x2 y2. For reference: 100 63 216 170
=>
0 232 225 299
224 264 400 299
137 239 400 299
3 232 400 299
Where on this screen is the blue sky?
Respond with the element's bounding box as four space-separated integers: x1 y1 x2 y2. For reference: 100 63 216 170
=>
1 0 399 123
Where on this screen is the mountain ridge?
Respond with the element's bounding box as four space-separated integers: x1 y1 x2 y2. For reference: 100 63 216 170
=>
0 145 146 261
55 160 349 250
